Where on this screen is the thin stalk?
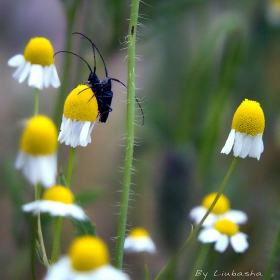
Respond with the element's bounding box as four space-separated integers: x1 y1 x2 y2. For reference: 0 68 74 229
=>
67 147 76 187
114 0 140 270
34 88 39 116
35 184 49 269
154 157 239 279
263 226 280 280
50 147 76 262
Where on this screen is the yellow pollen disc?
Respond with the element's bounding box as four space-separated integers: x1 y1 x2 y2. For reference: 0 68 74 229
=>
202 193 230 215
24 37 55 66
214 219 239 236
232 99 265 136
270 0 280 4
43 185 74 204
20 115 58 155
129 227 149 238
63 85 98 122
69 236 109 272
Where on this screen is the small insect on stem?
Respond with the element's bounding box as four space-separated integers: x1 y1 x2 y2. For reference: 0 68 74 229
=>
131 25 135 36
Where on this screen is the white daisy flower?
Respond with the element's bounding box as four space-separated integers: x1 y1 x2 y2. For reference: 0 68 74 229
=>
124 227 156 254
221 99 265 160
22 185 86 220
7 37 60 90
198 218 248 253
15 115 57 187
266 0 280 26
189 192 247 227
58 85 98 148
44 236 130 280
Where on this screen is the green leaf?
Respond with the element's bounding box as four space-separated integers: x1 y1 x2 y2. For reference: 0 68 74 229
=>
71 216 97 237
75 189 103 207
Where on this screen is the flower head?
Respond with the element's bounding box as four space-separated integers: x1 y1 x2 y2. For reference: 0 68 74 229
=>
15 115 58 187
44 236 129 280
58 85 98 148
124 227 156 254
221 99 265 160
22 185 86 220
198 218 248 253
7 37 60 89
189 192 247 227
266 0 280 26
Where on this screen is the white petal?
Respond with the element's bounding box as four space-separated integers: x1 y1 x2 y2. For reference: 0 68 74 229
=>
198 228 220 243
44 257 72 280
233 132 245 157
28 64 44 90
7 54 25 67
189 206 217 227
90 265 130 280
80 122 91 146
221 129 235 154
230 232 248 253
50 64 61 88
18 62 32 83
214 234 229 252
43 65 53 88
239 135 252 158
223 210 247 224
249 134 264 160
124 236 156 254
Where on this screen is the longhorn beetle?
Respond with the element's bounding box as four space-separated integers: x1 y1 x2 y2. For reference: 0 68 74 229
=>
55 32 144 124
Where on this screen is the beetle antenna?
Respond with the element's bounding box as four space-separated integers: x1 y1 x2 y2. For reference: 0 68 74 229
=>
54 50 93 73
108 78 145 126
73 32 108 77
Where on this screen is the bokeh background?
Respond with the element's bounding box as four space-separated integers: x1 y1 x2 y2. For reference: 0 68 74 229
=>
1 0 280 279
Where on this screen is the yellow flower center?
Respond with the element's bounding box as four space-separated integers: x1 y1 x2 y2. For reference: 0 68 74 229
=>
20 115 58 155
231 99 265 136
69 236 109 272
23 37 55 66
43 185 74 204
129 227 149 238
214 219 239 236
202 193 230 215
63 85 98 122
270 0 280 4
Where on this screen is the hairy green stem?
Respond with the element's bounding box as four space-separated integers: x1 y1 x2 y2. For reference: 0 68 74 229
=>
263 225 280 280
114 0 140 270
155 157 238 279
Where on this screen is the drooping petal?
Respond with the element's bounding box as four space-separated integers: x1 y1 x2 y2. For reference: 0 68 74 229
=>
230 232 248 253
223 210 247 224
249 134 264 160
7 54 25 67
221 129 235 154
214 234 229 252
28 64 44 90
233 132 245 157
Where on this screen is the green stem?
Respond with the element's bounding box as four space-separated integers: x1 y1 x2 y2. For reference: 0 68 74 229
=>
35 184 49 269
50 147 76 262
263 225 280 280
154 157 239 279
31 216 37 280
114 0 139 270
189 244 211 280
34 88 39 116
67 147 76 187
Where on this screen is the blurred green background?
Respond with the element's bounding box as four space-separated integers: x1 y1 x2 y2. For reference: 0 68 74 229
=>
1 0 280 279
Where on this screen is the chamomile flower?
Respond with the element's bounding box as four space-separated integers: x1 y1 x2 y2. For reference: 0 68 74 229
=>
221 99 265 160
266 0 280 26
44 235 129 280
198 218 248 253
189 192 247 227
124 227 156 254
58 85 98 148
15 115 57 187
22 185 86 220
7 37 60 90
